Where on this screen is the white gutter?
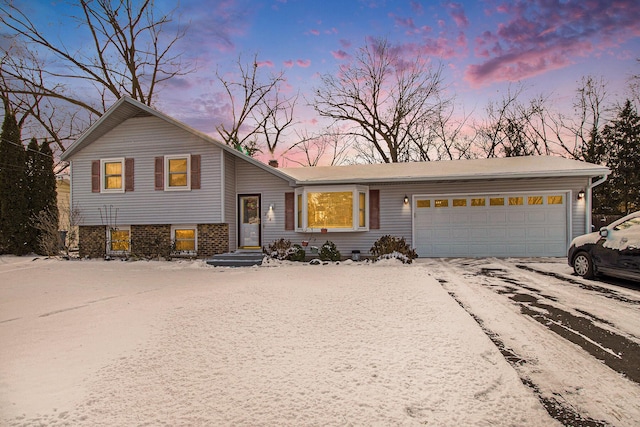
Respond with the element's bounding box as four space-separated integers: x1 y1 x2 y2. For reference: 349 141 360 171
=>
585 174 608 233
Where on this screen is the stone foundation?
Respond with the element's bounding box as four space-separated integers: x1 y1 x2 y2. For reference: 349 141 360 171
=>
131 224 172 258
79 226 106 258
197 223 229 257
78 223 229 259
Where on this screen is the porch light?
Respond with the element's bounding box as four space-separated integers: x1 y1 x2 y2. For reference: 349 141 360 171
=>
403 195 409 205
577 190 585 200
269 203 275 211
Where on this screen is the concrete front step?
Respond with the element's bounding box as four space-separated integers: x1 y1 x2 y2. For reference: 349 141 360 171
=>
206 251 264 267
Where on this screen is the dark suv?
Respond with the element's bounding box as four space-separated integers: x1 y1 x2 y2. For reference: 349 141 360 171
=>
568 211 640 282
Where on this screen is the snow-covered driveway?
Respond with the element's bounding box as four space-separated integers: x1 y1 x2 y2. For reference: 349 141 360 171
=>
1 256 639 426
421 257 640 426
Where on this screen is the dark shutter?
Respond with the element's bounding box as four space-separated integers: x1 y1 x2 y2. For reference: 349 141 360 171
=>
124 158 134 192
285 192 295 230
154 157 164 190
369 189 380 229
91 160 100 193
191 154 201 190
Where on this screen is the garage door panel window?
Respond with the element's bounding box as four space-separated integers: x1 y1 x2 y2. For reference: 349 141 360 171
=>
548 195 564 205
528 196 543 205
490 197 504 206
435 199 449 208
509 197 523 205
471 198 486 206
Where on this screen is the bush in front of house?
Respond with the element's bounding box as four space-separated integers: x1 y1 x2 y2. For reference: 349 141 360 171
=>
266 238 292 260
370 235 417 264
319 240 341 261
266 238 306 261
288 244 306 262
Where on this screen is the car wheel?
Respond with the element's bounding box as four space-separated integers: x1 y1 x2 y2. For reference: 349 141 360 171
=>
573 252 595 278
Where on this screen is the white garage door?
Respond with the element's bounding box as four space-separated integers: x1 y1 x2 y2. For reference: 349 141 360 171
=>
414 193 568 257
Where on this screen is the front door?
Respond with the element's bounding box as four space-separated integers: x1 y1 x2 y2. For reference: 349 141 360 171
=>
239 195 261 248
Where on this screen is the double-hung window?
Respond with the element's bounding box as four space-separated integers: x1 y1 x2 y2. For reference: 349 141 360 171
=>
165 154 191 191
100 158 125 193
295 185 369 232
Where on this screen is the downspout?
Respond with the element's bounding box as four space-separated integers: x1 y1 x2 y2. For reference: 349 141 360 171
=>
585 174 608 233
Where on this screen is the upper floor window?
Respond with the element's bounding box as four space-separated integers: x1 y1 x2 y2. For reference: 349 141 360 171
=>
100 158 125 193
165 154 191 191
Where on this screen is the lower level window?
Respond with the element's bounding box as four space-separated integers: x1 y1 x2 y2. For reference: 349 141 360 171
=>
108 226 130 254
172 225 197 253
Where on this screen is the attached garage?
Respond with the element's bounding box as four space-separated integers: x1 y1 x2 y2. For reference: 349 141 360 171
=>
414 192 569 257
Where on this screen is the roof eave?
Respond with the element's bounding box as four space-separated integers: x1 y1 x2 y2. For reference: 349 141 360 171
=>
291 168 611 185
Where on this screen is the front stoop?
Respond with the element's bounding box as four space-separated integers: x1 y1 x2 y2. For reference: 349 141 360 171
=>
206 250 264 267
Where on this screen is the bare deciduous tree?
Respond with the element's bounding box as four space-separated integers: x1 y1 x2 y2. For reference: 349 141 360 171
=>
283 128 351 167
313 37 447 163
475 84 555 158
0 0 192 153
216 54 297 158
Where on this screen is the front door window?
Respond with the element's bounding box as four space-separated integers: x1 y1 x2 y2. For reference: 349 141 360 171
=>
239 195 261 248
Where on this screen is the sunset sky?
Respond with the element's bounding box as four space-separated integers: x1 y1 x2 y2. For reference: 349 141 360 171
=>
17 0 640 164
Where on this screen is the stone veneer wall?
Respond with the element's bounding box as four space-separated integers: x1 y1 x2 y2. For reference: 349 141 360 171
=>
131 224 172 258
79 225 106 258
197 223 229 257
78 223 229 259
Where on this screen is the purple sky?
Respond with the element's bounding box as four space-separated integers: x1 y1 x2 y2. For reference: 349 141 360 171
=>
24 0 640 164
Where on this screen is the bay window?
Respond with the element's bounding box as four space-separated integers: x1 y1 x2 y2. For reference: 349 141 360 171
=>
295 186 369 232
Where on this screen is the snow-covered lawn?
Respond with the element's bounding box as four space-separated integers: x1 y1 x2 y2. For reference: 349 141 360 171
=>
1 255 638 426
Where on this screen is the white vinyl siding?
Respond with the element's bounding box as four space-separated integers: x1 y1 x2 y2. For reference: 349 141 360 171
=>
270 178 587 257
70 116 223 225
224 153 237 251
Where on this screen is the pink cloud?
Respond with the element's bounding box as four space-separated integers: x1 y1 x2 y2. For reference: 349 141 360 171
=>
389 13 415 30
448 2 469 28
256 60 274 68
309 29 320 36
331 50 350 60
283 60 294 68
339 39 352 49
466 0 640 86
296 59 311 67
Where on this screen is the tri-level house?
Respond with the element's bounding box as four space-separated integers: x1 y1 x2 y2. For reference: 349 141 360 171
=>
61 96 610 259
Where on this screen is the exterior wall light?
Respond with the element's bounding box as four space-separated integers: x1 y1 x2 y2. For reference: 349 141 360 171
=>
269 204 275 211
403 195 409 205
577 190 585 200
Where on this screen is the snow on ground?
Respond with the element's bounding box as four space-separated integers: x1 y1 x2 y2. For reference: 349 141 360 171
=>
0 256 556 426
421 257 640 426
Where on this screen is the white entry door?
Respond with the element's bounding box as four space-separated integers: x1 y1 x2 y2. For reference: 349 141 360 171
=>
239 195 261 248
